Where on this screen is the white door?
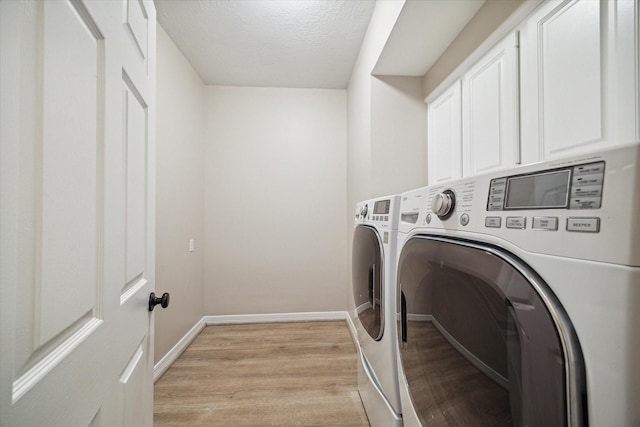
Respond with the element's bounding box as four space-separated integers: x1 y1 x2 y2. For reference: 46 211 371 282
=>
462 32 519 177
0 0 157 425
427 80 462 184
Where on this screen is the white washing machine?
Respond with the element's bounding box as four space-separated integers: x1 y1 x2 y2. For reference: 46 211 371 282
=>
352 195 403 426
395 142 640 427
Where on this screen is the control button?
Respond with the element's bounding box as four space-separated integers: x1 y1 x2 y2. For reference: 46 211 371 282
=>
460 213 469 226
491 178 507 186
506 216 526 229
426 213 432 224
533 216 558 231
485 217 501 228
489 186 505 195
567 217 600 233
571 185 602 198
573 162 605 176
489 195 504 204
487 202 503 211
570 198 601 209
384 216 388 222
572 173 603 186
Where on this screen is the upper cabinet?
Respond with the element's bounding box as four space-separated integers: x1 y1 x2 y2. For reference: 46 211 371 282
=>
427 0 639 182
462 32 520 177
428 32 519 184
520 0 639 162
428 81 462 184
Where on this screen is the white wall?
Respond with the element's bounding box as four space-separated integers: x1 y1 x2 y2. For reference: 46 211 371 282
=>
204 86 347 315
153 0 522 363
371 76 428 196
347 1 405 210
346 0 428 314
155 26 206 363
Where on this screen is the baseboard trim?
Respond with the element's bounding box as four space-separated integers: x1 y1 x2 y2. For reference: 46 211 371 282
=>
345 313 357 345
153 318 206 383
203 311 349 325
153 311 357 382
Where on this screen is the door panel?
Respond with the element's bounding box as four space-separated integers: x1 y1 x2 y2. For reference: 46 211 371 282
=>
40 0 104 347
541 0 602 157
124 78 149 288
6 0 106 404
427 81 462 184
125 0 150 63
520 0 639 162
119 339 150 426
1 0 156 425
462 32 519 176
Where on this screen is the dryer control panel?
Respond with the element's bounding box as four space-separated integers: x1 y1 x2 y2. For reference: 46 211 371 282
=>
398 142 640 267
487 161 604 212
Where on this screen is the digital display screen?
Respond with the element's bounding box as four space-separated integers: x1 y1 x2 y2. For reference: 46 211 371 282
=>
374 200 390 215
505 170 571 209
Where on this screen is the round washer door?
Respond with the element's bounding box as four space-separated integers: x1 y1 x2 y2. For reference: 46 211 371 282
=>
352 225 384 341
397 235 586 427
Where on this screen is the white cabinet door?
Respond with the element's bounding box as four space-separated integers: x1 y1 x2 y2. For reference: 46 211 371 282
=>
428 81 462 184
462 32 520 177
520 0 639 161
1 0 156 425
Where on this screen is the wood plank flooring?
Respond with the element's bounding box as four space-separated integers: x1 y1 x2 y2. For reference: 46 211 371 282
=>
154 321 370 426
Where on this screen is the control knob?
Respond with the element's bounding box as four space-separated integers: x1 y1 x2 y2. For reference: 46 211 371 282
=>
360 204 369 219
432 190 456 220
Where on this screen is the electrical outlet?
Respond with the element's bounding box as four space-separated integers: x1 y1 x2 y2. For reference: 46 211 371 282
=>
189 239 195 252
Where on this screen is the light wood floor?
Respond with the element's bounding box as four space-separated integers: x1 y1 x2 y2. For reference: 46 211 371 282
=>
154 321 370 426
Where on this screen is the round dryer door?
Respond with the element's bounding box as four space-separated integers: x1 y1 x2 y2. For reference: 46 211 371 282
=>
352 225 384 341
397 235 586 427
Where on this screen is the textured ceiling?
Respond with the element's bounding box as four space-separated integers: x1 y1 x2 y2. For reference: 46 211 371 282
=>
155 0 376 89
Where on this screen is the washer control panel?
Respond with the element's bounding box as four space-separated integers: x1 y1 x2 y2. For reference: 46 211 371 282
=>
356 195 401 230
487 161 605 212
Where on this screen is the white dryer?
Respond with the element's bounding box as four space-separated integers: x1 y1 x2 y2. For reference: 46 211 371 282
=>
352 195 402 426
395 142 640 426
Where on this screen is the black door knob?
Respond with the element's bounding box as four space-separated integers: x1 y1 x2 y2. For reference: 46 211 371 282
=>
149 292 170 311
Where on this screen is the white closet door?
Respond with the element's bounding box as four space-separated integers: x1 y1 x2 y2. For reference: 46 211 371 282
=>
0 1 157 425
